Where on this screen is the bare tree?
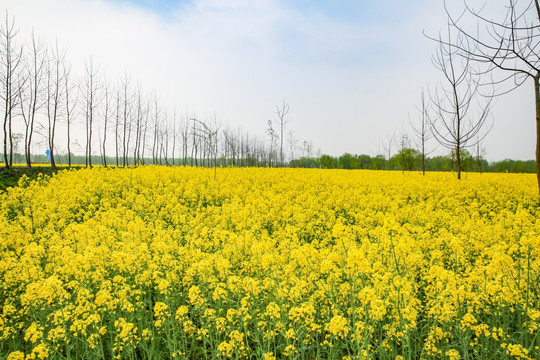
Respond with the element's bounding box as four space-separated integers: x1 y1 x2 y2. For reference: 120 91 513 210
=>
225 126 238 166
18 30 46 167
171 108 177 166
114 87 121 166
266 119 278 167
275 100 289 166
190 117 200 166
301 140 314 159
64 62 77 167
178 114 190 166
83 58 100 167
151 94 162 165
474 137 488 174
194 116 222 179
434 0 540 193
159 110 169 166
45 42 67 168
287 129 298 164
140 98 150 165
132 84 144 166
1 11 24 167
429 25 492 180
101 79 112 167
410 89 435 175
121 74 132 167
382 131 396 168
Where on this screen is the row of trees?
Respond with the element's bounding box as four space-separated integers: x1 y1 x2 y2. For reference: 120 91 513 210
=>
0 12 314 172
11 149 535 173
300 151 535 173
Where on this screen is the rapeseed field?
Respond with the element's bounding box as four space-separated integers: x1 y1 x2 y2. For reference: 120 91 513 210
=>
0 167 538 359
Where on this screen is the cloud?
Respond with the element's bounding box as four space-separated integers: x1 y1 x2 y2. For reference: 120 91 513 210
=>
1 0 535 161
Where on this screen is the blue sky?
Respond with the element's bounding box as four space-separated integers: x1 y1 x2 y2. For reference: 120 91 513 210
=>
113 0 192 15
118 0 372 20
1 0 535 161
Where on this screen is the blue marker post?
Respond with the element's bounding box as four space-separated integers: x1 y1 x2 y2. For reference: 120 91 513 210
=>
45 149 51 163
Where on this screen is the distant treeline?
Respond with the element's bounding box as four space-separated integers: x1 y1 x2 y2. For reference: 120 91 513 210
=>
290 152 536 173
2 151 535 174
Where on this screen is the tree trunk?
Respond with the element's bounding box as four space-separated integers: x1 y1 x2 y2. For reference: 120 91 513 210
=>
535 75 540 198
456 145 461 180
67 118 71 167
8 112 13 167
2 72 9 168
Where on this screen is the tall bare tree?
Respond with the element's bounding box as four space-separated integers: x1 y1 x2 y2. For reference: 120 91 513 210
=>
151 94 162 165
287 130 298 164
83 58 99 167
178 114 190 166
434 0 540 194
382 131 396 168
190 117 199 166
474 137 487 174
132 84 144 166
171 108 177 166
410 89 435 175
140 98 150 165
276 100 289 166
45 42 67 168
1 11 24 168
101 80 112 167
114 87 121 166
194 116 222 178
120 74 132 167
266 119 278 167
19 30 46 167
63 62 79 167
429 25 492 180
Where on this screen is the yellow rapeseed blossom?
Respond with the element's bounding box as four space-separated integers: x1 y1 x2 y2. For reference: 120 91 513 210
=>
6 352 25 360
0 167 538 359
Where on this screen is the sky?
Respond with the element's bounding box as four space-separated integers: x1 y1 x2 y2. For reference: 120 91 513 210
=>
1 0 536 161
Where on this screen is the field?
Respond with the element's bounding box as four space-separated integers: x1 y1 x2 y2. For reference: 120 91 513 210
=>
0 167 539 360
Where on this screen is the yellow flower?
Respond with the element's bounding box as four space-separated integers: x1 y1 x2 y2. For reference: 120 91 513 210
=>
265 302 281 320
1 167 538 359
326 315 350 338
6 352 25 360
446 349 460 360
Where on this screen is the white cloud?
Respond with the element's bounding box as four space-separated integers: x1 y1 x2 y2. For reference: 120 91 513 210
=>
1 0 536 161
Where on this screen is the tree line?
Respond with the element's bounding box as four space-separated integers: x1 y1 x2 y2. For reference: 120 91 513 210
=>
0 12 315 172
291 151 535 174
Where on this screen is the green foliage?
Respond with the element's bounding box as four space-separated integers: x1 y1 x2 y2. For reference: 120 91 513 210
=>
371 155 387 170
390 148 421 171
449 148 474 171
338 153 358 169
319 154 338 169
289 157 319 168
491 159 536 173
289 152 535 174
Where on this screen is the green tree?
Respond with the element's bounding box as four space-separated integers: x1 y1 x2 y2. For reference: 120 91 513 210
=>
358 154 373 169
319 154 337 169
371 154 387 170
338 153 358 169
396 148 421 172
